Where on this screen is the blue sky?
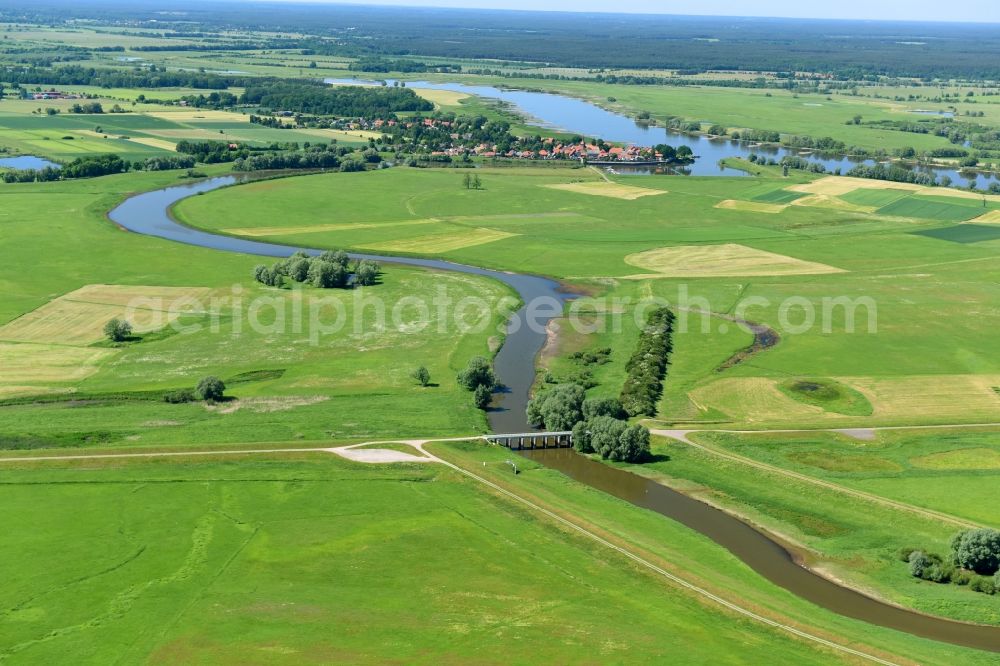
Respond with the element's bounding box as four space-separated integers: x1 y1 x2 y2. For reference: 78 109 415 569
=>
272 0 1000 23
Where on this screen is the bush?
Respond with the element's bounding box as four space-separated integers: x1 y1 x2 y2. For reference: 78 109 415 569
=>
908 550 933 578
162 389 196 404
354 259 380 286
950 528 1000 575
473 384 493 410
584 416 651 463
457 356 496 391
526 383 585 431
288 257 311 282
196 376 226 402
411 366 430 387
103 318 133 342
969 576 996 595
572 420 592 453
583 397 626 420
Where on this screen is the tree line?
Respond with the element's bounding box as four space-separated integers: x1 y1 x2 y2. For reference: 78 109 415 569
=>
1 153 196 183
239 83 433 117
619 308 675 417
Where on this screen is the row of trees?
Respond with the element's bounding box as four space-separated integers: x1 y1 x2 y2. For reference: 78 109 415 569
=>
846 163 937 186
526 383 650 463
253 250 380 290
906 529 1000 596
2 153 196 183
619 308 675 417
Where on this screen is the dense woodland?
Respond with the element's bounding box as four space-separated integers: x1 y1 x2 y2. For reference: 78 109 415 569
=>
6 2 1000 79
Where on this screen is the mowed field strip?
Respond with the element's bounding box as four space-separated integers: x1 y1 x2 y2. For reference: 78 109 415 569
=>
357 228 518 253
543 181 667 200
0 285 213 394
715 199 788 214
0 285 213 345
623 243 844 278
223 218 439 237
0 343 116 383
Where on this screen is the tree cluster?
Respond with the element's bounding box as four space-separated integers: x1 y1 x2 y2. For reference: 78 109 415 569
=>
526 384 650 463
253 250 380 289
456 356 496 411
619 308 675 417
903 528 1000 596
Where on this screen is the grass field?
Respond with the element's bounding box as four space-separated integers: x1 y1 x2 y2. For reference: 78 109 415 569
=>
0 169 513 448
619 432 1000 626
0 446 987 665
543 180 667 199
1 20 999 664
683 428 1000 529
174 166 1000 429
623 243 844 278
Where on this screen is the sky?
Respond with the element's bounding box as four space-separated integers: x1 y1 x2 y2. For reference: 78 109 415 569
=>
267 0 1000 23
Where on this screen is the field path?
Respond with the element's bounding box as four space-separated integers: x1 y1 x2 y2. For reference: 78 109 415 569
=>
650 427 994 529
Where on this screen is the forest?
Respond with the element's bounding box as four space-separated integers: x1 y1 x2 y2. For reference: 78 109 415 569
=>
6 1 1000 79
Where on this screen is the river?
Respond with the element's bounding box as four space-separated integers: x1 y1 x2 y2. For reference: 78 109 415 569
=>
327 77 999 190
107 175 1000 653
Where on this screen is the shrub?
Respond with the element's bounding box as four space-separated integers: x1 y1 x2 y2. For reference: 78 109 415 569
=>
457 356 496 392
196 376 226 402
969 576 996 595
950 528 1000 575
411 366 431 387
908 550 935 578
572 420 592 453
308 260 348 288
354 259 380 286
288 257 311 282
473 384 493 410
162 389 196 404
103 318 133 342
583 397 626 420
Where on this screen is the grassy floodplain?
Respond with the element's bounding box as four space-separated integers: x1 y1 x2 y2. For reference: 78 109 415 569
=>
616 432 1000 626
0 169 512 448
0 445 990 665
176 166 1000 430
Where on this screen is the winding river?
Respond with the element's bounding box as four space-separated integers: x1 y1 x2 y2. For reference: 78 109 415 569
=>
108 176 1000 653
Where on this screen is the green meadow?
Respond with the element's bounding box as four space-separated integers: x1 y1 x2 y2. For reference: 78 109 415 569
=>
0 446 986 666
0 170 510 448
691 429 1000 528
176 166 1000 429
618 432 1000 626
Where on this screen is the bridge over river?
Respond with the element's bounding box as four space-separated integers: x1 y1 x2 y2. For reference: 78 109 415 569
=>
486 431 573 450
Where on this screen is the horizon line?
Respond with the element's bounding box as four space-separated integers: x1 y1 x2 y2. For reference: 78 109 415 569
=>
240 0 1000 25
